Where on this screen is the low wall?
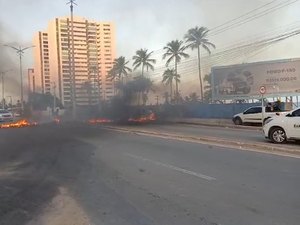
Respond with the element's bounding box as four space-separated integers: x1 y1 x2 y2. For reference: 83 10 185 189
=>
183 103 261 119
160 103 261 119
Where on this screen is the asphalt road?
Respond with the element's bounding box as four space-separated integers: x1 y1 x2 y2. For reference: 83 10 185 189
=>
124 123 300 150
0 123 299 225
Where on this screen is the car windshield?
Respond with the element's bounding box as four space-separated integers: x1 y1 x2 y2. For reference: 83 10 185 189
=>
1 1 300 225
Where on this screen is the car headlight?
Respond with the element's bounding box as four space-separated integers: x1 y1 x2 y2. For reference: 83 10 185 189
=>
263 118 273 126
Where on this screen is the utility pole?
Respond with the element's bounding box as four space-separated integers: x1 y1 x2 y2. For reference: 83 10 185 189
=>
4 45 34 112
1 73 4 109
156 95 159 105
67 0 77 119
52 82 57 113
1 70 12 109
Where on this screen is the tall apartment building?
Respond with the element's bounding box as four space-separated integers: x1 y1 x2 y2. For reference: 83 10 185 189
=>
27 68 36 94
33 16 116 106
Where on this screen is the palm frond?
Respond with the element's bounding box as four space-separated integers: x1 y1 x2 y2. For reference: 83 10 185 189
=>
133 62 141 70
179 52 190 59
165 56 174 66
145 63 155 71
204 41 216 49
202 44 212 55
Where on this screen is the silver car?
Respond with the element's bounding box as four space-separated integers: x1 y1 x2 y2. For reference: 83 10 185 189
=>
0 109 14 122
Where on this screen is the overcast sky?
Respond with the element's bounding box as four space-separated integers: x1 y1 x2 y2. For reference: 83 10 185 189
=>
1 0 300 98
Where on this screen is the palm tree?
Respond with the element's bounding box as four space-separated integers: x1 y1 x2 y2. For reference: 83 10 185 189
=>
162 40 189 97
109 56 132 83
132 49 156 76
185 26 215 101
163 92 170 104
162 69 180 99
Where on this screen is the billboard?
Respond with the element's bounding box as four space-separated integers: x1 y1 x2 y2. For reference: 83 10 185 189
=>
211 58 300 100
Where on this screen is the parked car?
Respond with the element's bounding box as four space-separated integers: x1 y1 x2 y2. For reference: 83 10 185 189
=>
232 106 284 125
263 107 300 143
0 109 14 122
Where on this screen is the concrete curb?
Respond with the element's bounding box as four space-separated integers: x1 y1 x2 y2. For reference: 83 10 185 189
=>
166 119 261 131
104 126 300 157
175 121 261 131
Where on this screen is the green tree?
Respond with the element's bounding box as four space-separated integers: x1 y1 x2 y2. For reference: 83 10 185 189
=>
162 69 180 99
185 26 215 100
28 93 63 111
116 76 154 106
108 56 132 83
132 49 156 76
185 92 200 103
203 73 212 103
162 40 189 98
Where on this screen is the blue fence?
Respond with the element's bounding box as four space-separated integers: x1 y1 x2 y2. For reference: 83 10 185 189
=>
160 103 261 119
182 103 261 119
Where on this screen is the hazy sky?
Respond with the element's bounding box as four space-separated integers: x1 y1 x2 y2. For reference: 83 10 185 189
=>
1 0 300 98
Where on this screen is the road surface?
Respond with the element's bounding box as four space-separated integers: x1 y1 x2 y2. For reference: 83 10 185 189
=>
119 123 300 150
0 123 299 225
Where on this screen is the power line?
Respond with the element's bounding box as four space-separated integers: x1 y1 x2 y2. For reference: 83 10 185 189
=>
209 0 300 36
210 0 279 31
150 21 300 74
149 28 300 85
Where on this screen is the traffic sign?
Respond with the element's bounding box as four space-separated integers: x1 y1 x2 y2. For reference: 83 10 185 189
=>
259 86 266 95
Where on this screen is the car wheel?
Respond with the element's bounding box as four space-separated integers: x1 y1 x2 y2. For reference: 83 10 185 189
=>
270 127 286 144
233 117 243 125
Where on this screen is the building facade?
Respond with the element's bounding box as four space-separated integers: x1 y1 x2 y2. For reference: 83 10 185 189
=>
27 68 36 94
33 16 116 106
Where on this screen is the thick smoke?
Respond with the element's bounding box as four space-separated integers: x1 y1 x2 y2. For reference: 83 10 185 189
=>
0 22 22 100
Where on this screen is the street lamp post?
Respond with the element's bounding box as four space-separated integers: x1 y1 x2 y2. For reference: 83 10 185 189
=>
4 45 34 112
52 82 57 114
1 72 4 109
67 0 77 119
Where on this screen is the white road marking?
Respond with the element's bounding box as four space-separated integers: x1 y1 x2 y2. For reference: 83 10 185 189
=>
125 153 216 181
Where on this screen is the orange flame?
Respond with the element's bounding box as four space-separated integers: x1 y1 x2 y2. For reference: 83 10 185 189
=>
0 119 38 129
128 113 157 123
53 118 60 124
88 118 113 124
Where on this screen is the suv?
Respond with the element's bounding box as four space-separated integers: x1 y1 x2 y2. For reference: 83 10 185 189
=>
263 107 300 144
232 106 283 125
0 109 13 122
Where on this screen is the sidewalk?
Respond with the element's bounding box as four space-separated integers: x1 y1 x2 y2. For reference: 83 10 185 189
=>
166 118 261 130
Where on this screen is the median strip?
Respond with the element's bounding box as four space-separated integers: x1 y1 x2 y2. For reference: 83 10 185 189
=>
104 126 300 158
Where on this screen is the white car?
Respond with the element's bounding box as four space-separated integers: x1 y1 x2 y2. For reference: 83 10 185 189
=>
263 107 300 143
232 106 282 125
0 109 14 122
